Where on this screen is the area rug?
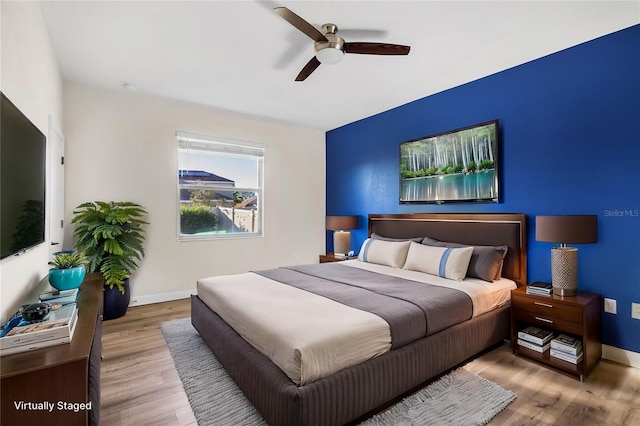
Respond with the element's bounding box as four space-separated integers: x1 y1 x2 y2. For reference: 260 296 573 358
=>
161 317 516 426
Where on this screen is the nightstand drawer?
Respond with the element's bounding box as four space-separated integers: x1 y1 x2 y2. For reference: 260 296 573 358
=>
512 309 583 335
512 295 583 324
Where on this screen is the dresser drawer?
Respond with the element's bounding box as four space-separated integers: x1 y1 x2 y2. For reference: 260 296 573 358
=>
512 295 583 324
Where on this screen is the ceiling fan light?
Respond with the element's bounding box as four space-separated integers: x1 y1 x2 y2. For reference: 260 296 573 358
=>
316 47 344 64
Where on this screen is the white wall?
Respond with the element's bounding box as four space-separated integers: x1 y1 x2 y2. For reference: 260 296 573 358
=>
63 83 326 303
0 2 64 322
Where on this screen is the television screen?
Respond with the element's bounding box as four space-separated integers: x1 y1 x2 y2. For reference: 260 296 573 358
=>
1 92 46 259
399 120 499 204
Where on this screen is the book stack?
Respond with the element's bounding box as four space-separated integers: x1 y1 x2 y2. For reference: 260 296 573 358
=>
517 326 554 353
526 281 553 296
550 334 583 364
0 303 78 356
39 288 79 305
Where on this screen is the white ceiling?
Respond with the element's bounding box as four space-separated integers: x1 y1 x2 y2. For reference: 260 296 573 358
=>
39 1 639 131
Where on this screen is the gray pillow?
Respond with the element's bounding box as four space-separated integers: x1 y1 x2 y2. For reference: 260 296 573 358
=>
371 233 423 243
421 237 508 282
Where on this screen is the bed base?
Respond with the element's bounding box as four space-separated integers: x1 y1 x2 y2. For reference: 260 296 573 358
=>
191 294 509 426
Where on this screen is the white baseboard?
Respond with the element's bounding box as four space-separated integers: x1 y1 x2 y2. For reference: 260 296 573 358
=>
129 289 195 307
602 344 640 368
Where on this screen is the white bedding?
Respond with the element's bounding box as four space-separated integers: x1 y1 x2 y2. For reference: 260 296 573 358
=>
197 272 391 385
197 262 516 385
342 260 516 316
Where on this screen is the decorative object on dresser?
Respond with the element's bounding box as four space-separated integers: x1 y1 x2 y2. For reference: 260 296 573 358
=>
18 302 51 322
47 251 88 291
510 287 601 381
535 215 598 296
326 215 359 256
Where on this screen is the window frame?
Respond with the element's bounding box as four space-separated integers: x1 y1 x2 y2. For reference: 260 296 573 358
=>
176 131 264 241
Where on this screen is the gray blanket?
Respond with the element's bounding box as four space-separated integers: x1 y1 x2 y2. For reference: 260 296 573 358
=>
254 263 472 349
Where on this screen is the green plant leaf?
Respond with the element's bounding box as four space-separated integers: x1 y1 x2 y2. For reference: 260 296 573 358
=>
72 201 147 289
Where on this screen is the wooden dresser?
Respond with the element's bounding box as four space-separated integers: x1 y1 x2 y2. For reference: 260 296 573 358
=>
1 274 103 425
510 286 601 381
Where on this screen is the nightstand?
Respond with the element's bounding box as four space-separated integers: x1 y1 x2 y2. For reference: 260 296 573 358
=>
510 286 601 381
319 252 354 263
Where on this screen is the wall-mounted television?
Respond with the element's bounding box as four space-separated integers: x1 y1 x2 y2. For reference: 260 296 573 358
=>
1 92 46 259
399 119 499 204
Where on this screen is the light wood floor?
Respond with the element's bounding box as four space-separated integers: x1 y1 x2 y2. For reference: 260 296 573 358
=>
101 298 640 426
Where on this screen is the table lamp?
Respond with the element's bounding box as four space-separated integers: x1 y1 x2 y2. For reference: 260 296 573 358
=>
535 215 598 296
326 216 359 256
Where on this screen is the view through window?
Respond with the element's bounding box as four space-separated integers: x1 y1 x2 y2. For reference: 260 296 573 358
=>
177 131 264 240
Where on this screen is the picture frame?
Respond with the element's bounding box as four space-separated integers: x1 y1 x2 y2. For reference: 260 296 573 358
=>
399 119 499 204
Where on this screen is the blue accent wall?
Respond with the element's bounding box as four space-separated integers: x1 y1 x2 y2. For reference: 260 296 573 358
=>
326 25 640 353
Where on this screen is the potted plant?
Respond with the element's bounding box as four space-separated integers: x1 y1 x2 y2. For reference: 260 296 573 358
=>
47 251 88 291
72 201 148 320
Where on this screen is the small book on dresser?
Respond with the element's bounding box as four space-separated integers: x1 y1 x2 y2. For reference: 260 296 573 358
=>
526 281 553 295
39 288 79 305
550 348 583 364
550 334 583 356
518 326 554 346
517 338 551 353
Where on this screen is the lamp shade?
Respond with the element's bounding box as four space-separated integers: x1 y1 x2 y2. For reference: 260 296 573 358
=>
326 216 358 231
535 215 598 244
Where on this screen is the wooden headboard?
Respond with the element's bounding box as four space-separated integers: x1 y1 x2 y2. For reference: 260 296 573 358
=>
368 213 527 286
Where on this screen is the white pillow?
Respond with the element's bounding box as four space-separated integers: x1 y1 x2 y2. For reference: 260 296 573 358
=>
358 239 411 268
402 242 473 281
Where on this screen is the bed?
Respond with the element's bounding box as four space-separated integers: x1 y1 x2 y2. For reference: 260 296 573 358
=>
191 212 527 426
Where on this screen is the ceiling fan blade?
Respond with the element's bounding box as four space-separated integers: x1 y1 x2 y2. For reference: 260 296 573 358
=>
295 57 321 81
274 7 327 43
344 42 411 55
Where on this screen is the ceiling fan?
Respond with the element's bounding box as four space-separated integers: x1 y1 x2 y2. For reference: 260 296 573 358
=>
274 7 411 81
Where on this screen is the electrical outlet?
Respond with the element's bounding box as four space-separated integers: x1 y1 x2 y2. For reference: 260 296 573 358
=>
632 303 640 320
604 298 617 314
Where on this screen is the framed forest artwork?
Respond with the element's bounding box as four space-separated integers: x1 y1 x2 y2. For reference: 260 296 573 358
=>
399 120 500 204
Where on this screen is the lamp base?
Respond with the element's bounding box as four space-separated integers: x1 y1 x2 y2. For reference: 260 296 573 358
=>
553 287 577 297
551 247 578 297
333 231 351 256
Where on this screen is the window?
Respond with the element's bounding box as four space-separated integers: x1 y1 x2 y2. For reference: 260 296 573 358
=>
177 131 264 240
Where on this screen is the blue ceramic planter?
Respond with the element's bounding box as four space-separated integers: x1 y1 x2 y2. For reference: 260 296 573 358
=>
48 265 86 291
103 278 131 320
